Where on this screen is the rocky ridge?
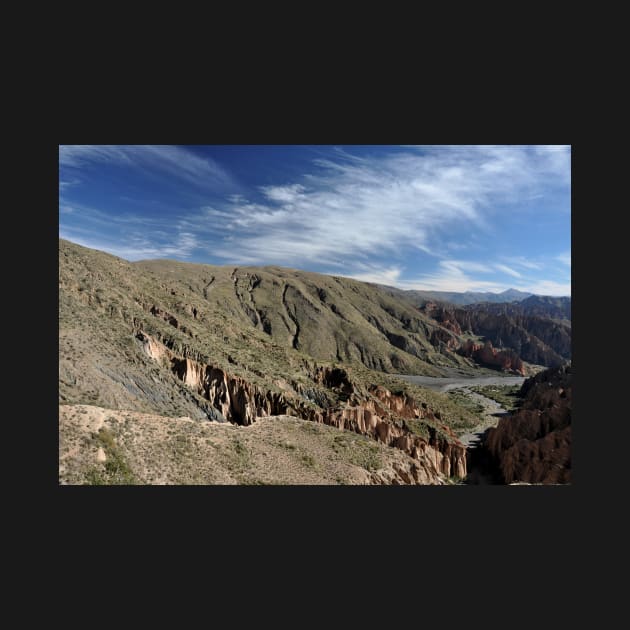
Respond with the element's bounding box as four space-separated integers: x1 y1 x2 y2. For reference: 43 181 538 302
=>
136 330 467 479
419 301 571 369
480 365 572 484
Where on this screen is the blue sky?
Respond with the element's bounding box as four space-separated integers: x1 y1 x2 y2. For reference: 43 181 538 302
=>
59 145 571 296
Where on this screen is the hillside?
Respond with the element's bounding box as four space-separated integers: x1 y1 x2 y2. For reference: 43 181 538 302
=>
59 405 454 485
518 295 571 321
480 365 572 484
416 299 571 369
60 239 501 483
131 257 481 375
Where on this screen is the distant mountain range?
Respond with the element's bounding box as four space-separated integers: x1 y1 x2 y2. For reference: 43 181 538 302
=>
417 296 571 368
372 283 571 367
377 287 535 306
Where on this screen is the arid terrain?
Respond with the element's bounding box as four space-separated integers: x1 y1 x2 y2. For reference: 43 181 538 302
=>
59 239 571 485
59 405 456 485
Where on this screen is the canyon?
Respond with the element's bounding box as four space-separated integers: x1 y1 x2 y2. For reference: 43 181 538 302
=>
136 330 467 479
59 239 570 485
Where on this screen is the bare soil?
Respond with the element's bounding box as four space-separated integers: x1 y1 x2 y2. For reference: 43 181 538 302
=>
59 404 434 485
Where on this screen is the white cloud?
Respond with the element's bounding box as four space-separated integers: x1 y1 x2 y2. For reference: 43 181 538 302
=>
202 146 569 268
58 201 172 228
346 257 567 294
556 251 571 266
533 145 571 183
261 184 306 203
59 179 80 191
386 259 506 293
515 279 571 296
502 256 544 271
494 263 523 278
348 266 402 285
59 145 570 293
213 146 566 266
59 145 237 191
60 229 199 261
442 260 493 274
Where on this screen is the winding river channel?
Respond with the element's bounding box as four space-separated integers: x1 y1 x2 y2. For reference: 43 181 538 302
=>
393 374 526 394
393 374 526 448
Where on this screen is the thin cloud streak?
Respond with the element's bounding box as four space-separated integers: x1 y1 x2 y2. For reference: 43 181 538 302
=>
59 145 237 191
60 228 199 261
495 264 523 278
515 279 571 296
348 259 502 293
204 146 569 268
502 256 544 271
345 256 570 296
59 146 570 294
556 251 571 266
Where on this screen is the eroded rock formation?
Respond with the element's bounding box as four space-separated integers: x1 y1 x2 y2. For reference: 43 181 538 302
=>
459 339 525 375
420 302 570 368
481 365 571 484
136 330 466 479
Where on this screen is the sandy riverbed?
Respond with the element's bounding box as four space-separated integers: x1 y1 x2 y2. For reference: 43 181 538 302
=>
393 374 525 393
392 373 526 447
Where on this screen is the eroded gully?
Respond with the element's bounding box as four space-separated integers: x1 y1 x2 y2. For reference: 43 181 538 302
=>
393 374 525 484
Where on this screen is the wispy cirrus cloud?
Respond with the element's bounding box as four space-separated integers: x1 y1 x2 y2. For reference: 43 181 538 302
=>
59 178 81 191
349 265 404 285
59 145 570 293
59 145 238 191
60 226 199 261
59 200 200 260
501 255 544 271
494 263 523 279
556 251 571 266
514 279 571 296
346 256 571 296
349 259 502 293
393 259 504 293
203 145 570 268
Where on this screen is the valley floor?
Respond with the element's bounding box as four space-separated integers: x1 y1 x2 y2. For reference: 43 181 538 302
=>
451 389 510 448
392 373 526 393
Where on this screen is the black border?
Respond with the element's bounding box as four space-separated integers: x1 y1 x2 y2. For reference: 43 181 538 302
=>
47 95 586 597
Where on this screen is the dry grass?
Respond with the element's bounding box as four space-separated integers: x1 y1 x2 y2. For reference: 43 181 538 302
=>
59 404 434 485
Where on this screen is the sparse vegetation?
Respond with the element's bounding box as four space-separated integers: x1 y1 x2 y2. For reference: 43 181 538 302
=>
86 427 136 485
58 239 517 485
469 384 522 412
301 453 316 467
446 390 486 418
60 408 437 485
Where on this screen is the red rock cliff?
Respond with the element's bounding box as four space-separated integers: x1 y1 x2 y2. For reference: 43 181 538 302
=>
459 339 525 375
137 330 466 481
483 365 571 484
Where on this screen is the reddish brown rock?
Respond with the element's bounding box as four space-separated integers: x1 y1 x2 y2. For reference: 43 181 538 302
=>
459 339 525 375
137 330 467 481
482 365 571 484
420 301 570 369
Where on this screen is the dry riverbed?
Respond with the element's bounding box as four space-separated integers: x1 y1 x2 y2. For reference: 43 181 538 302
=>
394 373 525 393
393 373 525 447
454 389 510 447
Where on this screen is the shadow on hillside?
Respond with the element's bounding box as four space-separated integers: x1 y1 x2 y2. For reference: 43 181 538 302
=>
463 429 503 485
